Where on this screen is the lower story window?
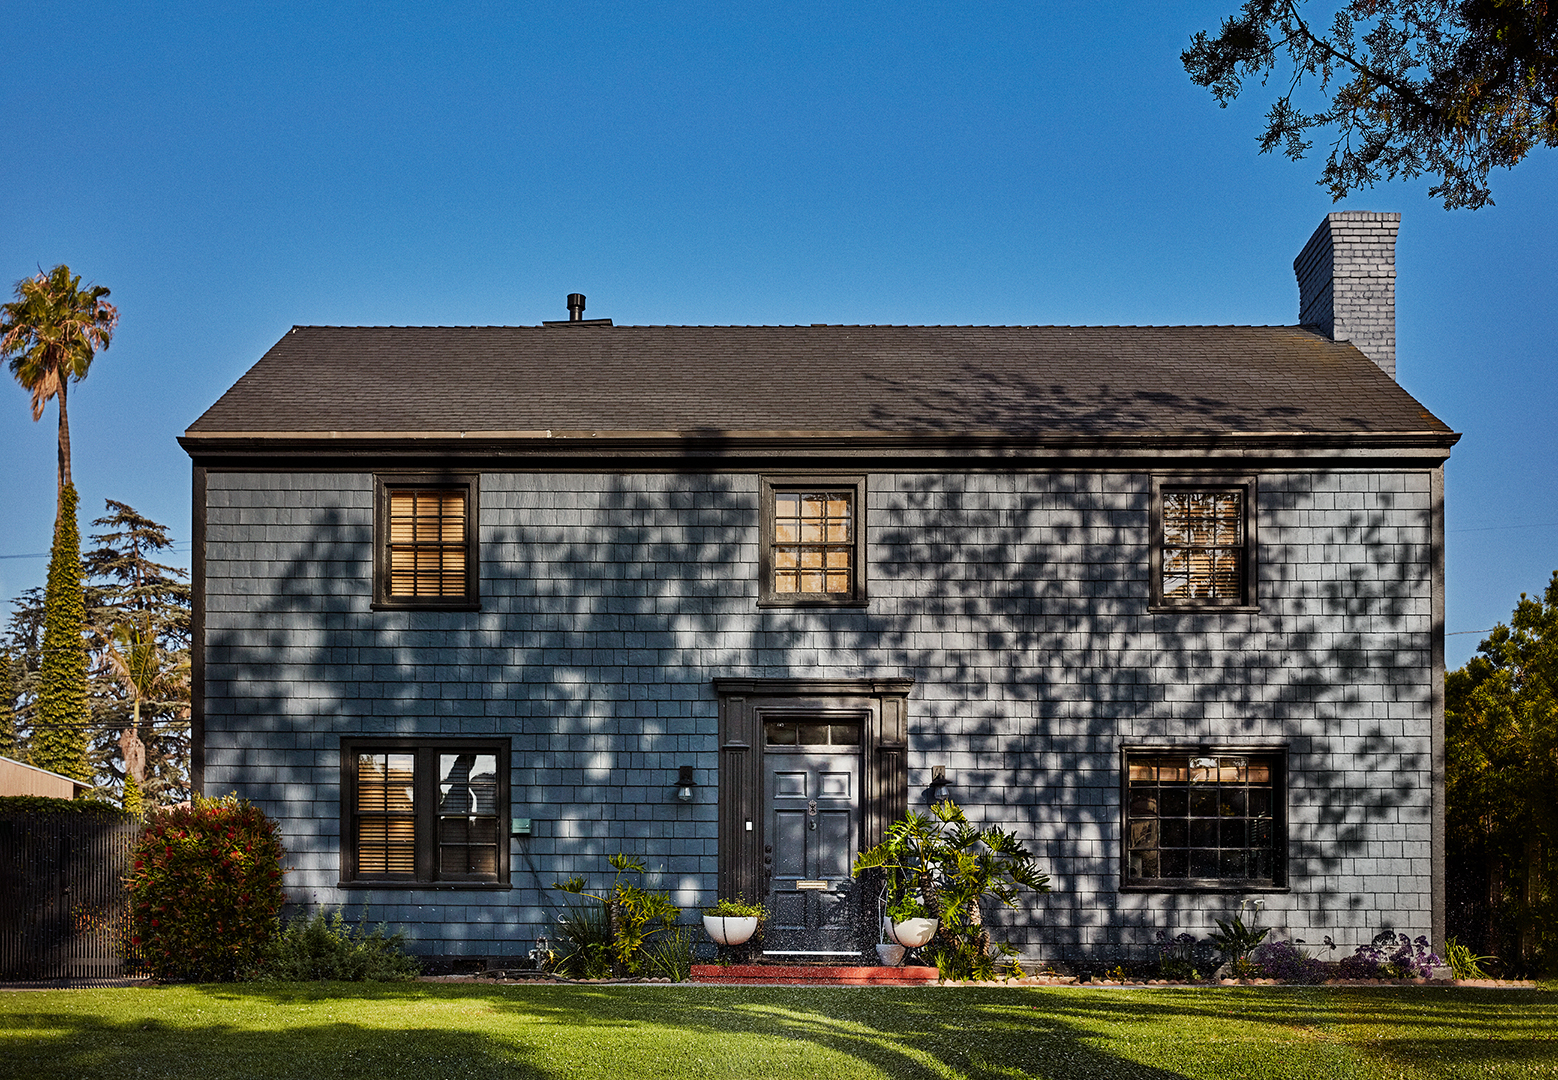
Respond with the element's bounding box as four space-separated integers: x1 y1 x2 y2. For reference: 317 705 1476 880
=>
1123 750 1284 889
342 738 510 885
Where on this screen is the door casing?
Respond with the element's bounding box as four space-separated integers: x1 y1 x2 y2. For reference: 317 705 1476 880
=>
713 677 912 906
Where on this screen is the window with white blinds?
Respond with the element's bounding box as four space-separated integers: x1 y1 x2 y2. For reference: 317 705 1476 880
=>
342 739 508 885
373 475 479 609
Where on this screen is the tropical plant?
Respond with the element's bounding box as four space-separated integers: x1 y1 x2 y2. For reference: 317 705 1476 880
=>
126 794 286 981
1209 914 1270 971
1444 935 1497 979
853 799 1051 980
1 264 117 492
553 853 682 977
552 898 613 978
32 485 89 780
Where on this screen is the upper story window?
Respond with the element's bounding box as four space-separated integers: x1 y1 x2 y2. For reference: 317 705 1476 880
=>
1122 749 1286 891
373 474 480 610
759 476 868 607
341 737 510 887
1150 477 1256 611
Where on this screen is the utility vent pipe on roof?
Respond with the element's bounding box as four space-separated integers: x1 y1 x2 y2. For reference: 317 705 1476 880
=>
1294 211 1400 380
567 293 586 321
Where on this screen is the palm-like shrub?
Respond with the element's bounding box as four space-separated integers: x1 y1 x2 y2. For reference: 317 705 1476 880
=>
853 799 1050 980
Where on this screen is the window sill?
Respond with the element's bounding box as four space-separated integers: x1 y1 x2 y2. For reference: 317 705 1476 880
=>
337 881 512 891
369 601 482 613
1119 882 1288 894
1147 605 1259 615
758 598 870 609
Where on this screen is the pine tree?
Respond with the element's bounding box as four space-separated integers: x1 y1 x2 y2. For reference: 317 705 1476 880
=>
34 483 90 781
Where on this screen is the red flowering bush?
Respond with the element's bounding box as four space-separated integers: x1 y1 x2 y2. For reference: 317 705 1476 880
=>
126 794 286 981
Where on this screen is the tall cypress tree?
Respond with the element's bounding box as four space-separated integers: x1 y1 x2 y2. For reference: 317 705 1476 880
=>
0 648 18 760
34 483 90 780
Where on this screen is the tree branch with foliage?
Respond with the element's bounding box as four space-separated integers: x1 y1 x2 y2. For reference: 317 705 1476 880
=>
1184 0 1558 209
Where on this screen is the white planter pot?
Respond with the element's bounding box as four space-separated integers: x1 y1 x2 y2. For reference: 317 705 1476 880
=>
703 914 759 946
875 943 908 967
885 917 938 948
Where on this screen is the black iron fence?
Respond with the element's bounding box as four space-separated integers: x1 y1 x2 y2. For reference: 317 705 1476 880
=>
0 811 142 981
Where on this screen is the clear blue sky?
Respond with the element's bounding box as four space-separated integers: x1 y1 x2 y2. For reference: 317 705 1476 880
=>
3 2 1554 669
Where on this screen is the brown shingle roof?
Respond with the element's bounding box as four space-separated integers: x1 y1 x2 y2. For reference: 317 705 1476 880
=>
185 324 1452 439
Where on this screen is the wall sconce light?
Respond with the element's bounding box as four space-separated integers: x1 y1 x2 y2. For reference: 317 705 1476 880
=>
928 764 952 800
675 766 698 803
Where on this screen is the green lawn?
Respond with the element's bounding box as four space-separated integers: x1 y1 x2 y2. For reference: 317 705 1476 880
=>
2 983 1555 1080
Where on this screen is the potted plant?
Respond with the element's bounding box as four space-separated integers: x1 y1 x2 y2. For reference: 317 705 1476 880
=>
852 799 1051 980
883 892 938 948
701 897 766 946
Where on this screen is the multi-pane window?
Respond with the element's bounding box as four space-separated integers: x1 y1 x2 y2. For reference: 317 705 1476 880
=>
760 477 867 605
342 739 508 885
388 490 467 598
1152 480 1255 609
373 475 479 609
1123 752 1283 888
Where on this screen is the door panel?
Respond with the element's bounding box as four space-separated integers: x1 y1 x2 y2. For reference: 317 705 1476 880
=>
763 736 864 955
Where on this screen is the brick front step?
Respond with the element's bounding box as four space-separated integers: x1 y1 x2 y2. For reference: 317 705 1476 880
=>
691 964 940 985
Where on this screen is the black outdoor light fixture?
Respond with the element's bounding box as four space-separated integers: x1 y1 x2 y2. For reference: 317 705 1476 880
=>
675 766 698 803
928 764 952 800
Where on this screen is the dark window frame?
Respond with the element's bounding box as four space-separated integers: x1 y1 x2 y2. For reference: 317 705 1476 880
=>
1148 475 1258 612
372 473 481 611
339 736 511 889
1119 744 1288 893
758 475 869 608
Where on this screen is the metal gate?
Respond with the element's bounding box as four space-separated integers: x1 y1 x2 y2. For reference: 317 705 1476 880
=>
0 811 141 981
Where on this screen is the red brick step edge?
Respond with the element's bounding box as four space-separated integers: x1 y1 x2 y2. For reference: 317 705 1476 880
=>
691 964 940 985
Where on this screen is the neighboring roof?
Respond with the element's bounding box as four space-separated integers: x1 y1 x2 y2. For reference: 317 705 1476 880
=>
182 324 1457 461
0 754 92 798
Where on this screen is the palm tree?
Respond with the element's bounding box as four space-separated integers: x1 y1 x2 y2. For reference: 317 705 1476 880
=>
0 265 118 493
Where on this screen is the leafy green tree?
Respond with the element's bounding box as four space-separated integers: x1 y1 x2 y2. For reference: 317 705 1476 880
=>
1 588 46 763
85 501 191 806
1 264 117 493
33 484 90 781
1183 1 1558 209
1446 570 1558 974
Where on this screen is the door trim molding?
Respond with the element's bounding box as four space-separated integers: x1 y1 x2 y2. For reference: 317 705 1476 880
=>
713 677 913 903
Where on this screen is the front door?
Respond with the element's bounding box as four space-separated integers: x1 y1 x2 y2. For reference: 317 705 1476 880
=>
761 718 864 956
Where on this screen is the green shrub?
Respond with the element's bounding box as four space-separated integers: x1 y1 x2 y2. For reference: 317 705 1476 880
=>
126 793 285 981
252 908 419 981
0 794 129 819
643 925 695 982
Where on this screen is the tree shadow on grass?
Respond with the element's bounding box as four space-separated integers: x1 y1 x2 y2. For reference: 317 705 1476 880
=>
10 984 1557 1079
3 983 1195 1080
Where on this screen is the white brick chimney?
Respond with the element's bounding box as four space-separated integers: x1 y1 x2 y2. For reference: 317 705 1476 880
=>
1294 211 1401 379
